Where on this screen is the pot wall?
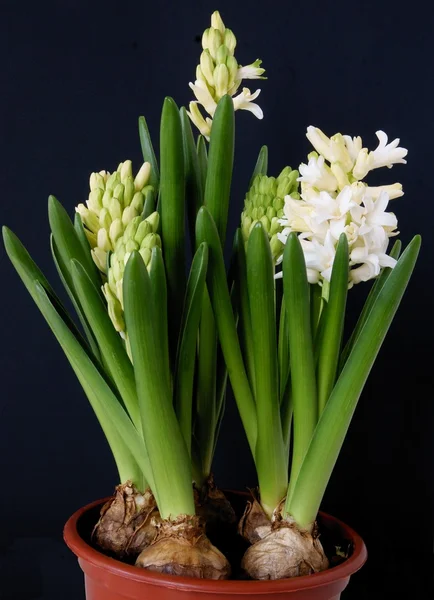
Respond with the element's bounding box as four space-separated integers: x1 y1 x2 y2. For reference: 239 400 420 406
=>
64 495 367 600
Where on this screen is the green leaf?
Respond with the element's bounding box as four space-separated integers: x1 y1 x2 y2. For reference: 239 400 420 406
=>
2 226 150 489
3 227 86 348
123 251 194 518
247 223 287 515
196 135 208 194
316 234 349 415
159 97 186 364
249 145 268 187
138 116 160 192
339 239 402 370
278 297 290 404
180 107 203 248
50 235 101 362
288 235 421 528
48 195 100 290
175 243 209 457
283 233 318 506
234 229 256 395
195 206 257 457
148 247 171 389
204 95 234 243
70 259 141 429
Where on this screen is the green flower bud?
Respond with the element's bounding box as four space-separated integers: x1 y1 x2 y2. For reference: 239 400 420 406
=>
75 160 154 276
108 197 122 222
224 29 237 54
200 50 215 86
130 191 144 213
122 205 139 227
134 162 151 191
113 183 125 207
106 171 121 192
241 169 299 262
139 247 152 266
211 11 225 34
214 63 229 98
99 207 112 231
226 55 238 88
119 160 133 183
87 188 104 214
104 213 162 339
103 283 125 334
123 176 135 207
216 44 229 65
135 219 152 244
109 218 123 247
206 28 223 60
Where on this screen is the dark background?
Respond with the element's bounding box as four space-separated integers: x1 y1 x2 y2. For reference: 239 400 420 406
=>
1 0 433 598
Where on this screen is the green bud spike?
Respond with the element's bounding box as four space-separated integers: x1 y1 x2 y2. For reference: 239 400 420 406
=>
241 169 299 263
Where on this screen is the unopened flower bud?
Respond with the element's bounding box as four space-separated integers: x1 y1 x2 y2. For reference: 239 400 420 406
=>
200 50 215 86
214 64 229 98
120 160 133 183
134 162 151 191
224 29 236 54
211 10 225 34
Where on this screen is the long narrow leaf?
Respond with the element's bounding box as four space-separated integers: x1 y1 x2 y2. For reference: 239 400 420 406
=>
196 135 208 193
175 243 209 457
2 225 151 488
234 229 256 394
283 233 318 505
180 107 203 248
48 195 100 289
159 97 186 363
288 236 421 528
70 259 141 429
204 95 234 243
51 236 101 361
148 247 171 390
316 234 349 415
195 206 257 457
247 224 287 514
138 116 160 192
123 251 194 518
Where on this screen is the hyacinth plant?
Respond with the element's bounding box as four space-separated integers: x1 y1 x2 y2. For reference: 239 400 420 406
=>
200 123 421 578
2 9 420 582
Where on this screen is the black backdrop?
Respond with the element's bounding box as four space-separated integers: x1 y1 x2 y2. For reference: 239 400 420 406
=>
1 0 433 598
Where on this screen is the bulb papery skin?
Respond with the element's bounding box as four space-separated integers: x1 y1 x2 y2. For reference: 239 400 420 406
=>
135 515 231 580
238 495 272 544
93 482 160 557
241 518 329 580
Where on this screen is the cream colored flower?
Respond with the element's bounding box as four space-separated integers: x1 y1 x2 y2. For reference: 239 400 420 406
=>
188 11 265 136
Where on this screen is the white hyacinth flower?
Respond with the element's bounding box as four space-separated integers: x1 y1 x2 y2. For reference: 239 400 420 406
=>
276 125 407 287
298 155 338 192
188 11 265 138
232 88 263 118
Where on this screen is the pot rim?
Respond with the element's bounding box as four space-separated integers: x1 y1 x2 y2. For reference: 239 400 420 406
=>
63 495 367 593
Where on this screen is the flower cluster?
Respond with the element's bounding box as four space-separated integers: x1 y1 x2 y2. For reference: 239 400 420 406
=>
187 11 265 139
241 168 299 261
277 127 408 286
76 161 154 273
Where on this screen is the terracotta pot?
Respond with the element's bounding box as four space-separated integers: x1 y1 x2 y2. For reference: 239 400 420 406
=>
64 492 367 600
